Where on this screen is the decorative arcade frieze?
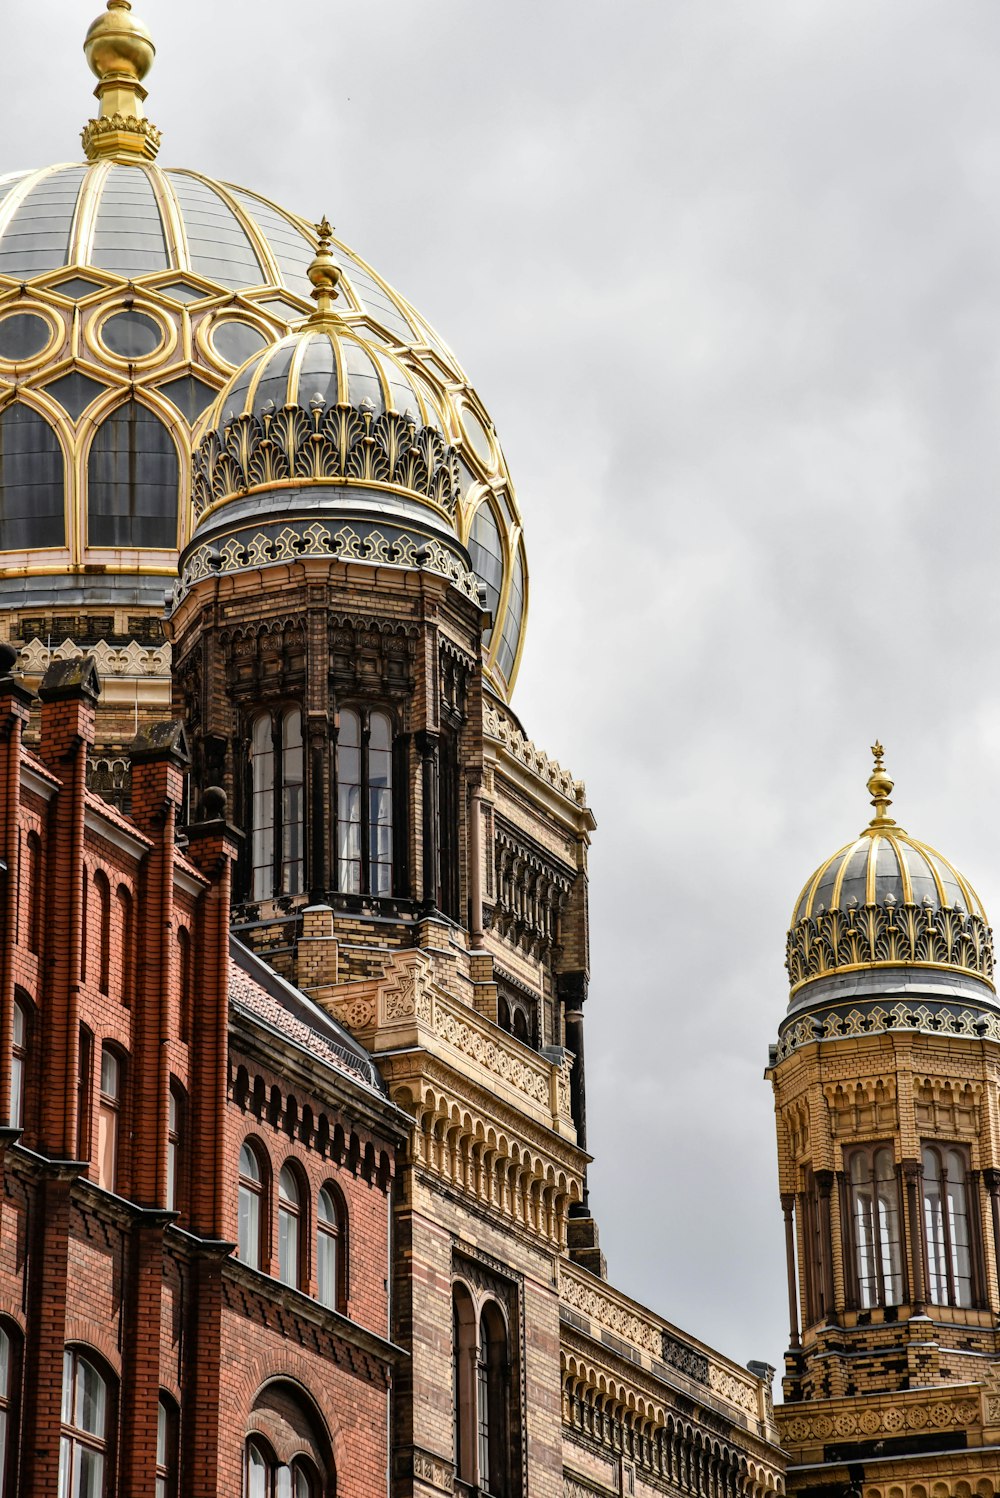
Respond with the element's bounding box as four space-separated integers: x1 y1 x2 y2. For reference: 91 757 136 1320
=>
492 820 572 959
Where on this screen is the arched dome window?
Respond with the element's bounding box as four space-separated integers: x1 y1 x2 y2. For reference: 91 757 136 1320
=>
87 399 178 549
0 401 65 551
496 543 525 683
468 502 504 646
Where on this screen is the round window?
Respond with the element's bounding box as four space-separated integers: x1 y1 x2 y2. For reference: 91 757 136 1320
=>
102 310 163 359
459 404 493 467
0 312 51 362
211 321 268 368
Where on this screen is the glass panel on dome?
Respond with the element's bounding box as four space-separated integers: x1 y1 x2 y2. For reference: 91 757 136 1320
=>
340 260 416 344
836 841 870 912
0 173 28 211
342 339 384 415
496 544 524 681
812 859 843 915
0 402 64 550
297 334 339 408
220 356 266 423
169 175 266 289
469 503 504 646
44 371 107 421
88 400 178 549
927 852 965 909
378 357 421 423
0 166 86 278
0 313 50 361
460 405 493 466
905 846 939 908
248 341 297 418
92 166 169 276
158 374 217 424
50 275 104 300
101 310 163 359
874 840 904 906
258 295 310 324
156 279 206 304
211 320 268 368
224 189 314 289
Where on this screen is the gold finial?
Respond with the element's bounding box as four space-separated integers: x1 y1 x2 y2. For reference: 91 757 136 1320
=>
866 739 896 827
81 1 161 163
305 218 343 325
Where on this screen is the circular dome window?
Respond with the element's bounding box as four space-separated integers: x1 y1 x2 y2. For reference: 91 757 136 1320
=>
101 310 164 360
0 311 53 363
459 404 494 467
211 320 268 369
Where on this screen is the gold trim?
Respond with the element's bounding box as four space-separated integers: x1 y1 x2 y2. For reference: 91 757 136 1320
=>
195 473 456 533
0 305 64 371
788 957 994 999
68 162 106 266
90 299 174 369
142 165 187 271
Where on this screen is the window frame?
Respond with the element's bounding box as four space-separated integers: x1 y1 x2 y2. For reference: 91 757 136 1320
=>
238 1138 268 1271
335 704 395 898
844 1142 905 1310
921 1141 979 1309
59 1347 113 1498
277 1162 303 1290
155 1393 177 1498
316 1181 348 1313
10 994 29 1132
97 1044 124 1193
249 706 305 902
0 1320 21 1498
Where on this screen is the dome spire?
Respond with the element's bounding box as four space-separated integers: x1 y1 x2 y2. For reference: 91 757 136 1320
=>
305 218 344 326
866 739 896 829
81 0 161 163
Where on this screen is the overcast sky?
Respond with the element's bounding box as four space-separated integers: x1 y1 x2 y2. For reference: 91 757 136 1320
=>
9 0 1000 1379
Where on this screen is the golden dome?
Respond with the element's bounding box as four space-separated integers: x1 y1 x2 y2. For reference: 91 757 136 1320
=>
785 745 994 999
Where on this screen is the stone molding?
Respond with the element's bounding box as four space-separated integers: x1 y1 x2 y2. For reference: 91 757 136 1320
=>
18 635 171 679
775 997 1000 1062
484 700 586 806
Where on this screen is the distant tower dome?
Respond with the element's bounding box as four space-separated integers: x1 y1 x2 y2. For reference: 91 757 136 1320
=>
0 4 528 699
784 743 994 1012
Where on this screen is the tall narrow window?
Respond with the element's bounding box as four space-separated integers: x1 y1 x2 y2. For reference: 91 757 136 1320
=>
848 1145 903 1308
59 1350 109 1498
116 886 134 1007
0 401 65 551
87 399 178 549
94 872 111 995
245 1440 271 1498
155 1395 177 1498
317 1184 345 1311
480 1304 510 1498
76 1027 94 1162
277 1164 301 1289
10 998 27 1130
238 1141 264 1268
0 1322 16 1497
337 707 393 896
26 831 41 954
251 714 275 901
453 1284 477 1486
923 1144 975 1308
166 1086 182 1213
176 926 192 1042
98 1047 121 1191
250 709 305 900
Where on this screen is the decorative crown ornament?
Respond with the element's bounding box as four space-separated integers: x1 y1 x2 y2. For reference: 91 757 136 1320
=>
306 217 343 324
866 739 896 828
81 0 161 162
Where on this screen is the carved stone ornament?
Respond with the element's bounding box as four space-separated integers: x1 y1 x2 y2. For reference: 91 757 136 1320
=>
192 401 461 518
786 898 994 993
775 997 1000 1062
81 112 162 160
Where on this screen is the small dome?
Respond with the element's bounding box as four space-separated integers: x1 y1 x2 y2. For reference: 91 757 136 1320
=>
785 745 994 1004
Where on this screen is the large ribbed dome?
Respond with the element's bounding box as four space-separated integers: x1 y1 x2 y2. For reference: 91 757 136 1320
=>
0 8 528 698
785 745 994 1005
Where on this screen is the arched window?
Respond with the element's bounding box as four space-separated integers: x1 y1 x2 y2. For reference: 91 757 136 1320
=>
116 886 134 1007
87 399 179 549
98 1046 123 1191
238 1140 265 1269
243 1441 320 1497
60 1349 110 1497
244 1384 333 1497
336 708 393 896
847 1145 903 1308
922 1143 975 1307
26 831 42 955
277 1164 301 1289
176 925 192 1042
245 1438 271 1498
156 1394 178 1498
10 996 28 1130
93 872 111 995
0 401 65 551
478 1302 509 1498
250 708 304 901
453 1284 477 1485
317 1184 347 1312
166 1084 183 1214
76 1026 94 1162
0 1321 21 1496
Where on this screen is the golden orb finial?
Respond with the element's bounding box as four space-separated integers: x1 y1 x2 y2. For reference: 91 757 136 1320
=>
81 1 161 163
866 739 896 828
305 218 343 325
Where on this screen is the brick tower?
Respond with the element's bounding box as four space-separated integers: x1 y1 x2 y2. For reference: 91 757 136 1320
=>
769 745 1000 1496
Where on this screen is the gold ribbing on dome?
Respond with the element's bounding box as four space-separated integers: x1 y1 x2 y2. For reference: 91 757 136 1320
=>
866 738 897 830
305 218 344 326
81 0 161 163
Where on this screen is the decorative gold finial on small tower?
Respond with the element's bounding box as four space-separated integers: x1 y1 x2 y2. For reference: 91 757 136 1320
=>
306 218 343 325
867 740 896 828
81 0 162 163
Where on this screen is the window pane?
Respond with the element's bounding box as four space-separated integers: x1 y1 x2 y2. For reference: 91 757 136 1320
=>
157 1398 166 1464
76 1445 105 1498
278 1205 298 1288
238 1183 260 1267
278 1165 298 1204
10 1054 23 1130
0 402 65 550
98 1103 118 1191
0 1326 8 1398
239 1143 260 1182
88 400 179 549
317 1224 338 1310
281 709 304 897
337 710 362 893
100 1049 119 1099
247 1444 268 1498
76 1357 106 1437
251 715 275 900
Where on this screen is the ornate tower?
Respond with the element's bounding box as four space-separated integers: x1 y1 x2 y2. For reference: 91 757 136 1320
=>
768 746 1000 1495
